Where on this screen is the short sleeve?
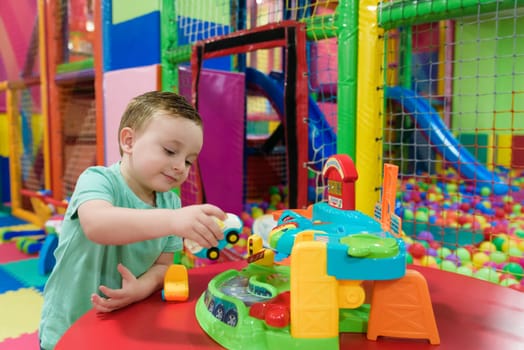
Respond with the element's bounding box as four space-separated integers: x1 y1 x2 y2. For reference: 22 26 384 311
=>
66 167 116 220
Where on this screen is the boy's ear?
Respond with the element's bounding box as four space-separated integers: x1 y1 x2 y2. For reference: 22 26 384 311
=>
120 127 134 154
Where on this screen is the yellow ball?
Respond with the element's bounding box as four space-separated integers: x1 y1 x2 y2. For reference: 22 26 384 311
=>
472 252 490 268
420 256 437 267
251 207 264 219
479 241 496 253
502 239 519 253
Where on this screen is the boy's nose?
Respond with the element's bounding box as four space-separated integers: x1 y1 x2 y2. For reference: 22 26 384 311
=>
171 157 185 171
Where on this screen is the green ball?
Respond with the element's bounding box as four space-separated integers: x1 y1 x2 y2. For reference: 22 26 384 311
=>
515 229 524 239
406 253 413 264
268 186 280 195
480 186 491 197
492 236 507 251
415 211 429 222
456 266 473 276
513 204 522 215
440 260 457 272
489 251 508 264
403 209 414 220
474 267 500 284
502 262 524 280
500 278 519 287
508 246 523 258
446 183 458 193
455 247 471 262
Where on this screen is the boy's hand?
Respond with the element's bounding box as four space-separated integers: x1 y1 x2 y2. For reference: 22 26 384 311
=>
91 263 145 313
171 204 226 248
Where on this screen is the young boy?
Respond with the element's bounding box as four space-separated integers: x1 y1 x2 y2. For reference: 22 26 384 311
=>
39 91 226 349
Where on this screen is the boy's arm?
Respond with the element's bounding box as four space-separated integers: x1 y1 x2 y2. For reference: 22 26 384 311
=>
92 252 174 313
78 199 226 247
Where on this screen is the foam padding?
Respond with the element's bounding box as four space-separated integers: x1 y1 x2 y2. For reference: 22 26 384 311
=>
112 0 159 24
0 242 37 263
103 65 159 165
496 134 512 167
0 215 29 228
512 135 524 168
0 267 24 293
457 133 492 166
105 11 160 71
179 66 245 214
0 258 48 291
0 331 39 350
0 289 43 342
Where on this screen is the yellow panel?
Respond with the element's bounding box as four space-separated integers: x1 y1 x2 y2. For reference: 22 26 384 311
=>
487 134 494 170
496 134 512 167
31 113 43 154
290 241 338 338
0 113 8 157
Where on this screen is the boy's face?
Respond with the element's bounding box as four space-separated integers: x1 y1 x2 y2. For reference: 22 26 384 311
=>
120 113 203 194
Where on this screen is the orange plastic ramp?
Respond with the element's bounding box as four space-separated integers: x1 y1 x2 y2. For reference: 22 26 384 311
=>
367 269 440 344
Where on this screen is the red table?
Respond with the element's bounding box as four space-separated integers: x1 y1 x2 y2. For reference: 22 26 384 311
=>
56 261 524 350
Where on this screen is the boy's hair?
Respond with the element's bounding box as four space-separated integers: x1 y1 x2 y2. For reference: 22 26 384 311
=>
118 91 202 155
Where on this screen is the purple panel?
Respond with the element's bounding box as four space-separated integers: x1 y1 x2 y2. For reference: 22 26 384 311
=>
179 66 245 215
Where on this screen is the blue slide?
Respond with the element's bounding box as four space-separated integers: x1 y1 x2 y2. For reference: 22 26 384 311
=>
245 67 336 169
386 86 508 195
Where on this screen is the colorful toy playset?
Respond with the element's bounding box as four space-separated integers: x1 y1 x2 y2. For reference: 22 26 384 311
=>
164 154 440 349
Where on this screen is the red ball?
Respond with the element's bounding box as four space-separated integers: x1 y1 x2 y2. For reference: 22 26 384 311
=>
495 208 505 219
460 203 471 212
463 244 476 256
429 241 441 250
408 242 427 259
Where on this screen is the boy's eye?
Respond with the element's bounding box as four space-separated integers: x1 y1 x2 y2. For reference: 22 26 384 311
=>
185 160 193 167
163 147 175 155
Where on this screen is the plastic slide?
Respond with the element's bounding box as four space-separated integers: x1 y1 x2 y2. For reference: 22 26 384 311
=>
386 86 508 195
245 67 336 169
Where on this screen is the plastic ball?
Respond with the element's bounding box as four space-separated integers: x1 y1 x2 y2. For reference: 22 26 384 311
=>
437 247 452 259
417 231 434 242
403 209 414 220
445 253 461 265
502 239 519 253
480 186 491 197
502 262 524 280
440 260 457 272
500 278 519 287
508 246 523 258
420 255 438 267
456 266 473 276
489 250 508 264
251 207 264 219
492 235 507 251
472 252 490 268
474 267 500 284
415 210 429 222
455 247 471 262
478 241 497 253
408 242 427 259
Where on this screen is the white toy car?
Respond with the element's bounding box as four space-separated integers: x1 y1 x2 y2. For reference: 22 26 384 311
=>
184 213 243 260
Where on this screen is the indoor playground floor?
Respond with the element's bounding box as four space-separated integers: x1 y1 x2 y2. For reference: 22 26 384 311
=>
0 212 46 350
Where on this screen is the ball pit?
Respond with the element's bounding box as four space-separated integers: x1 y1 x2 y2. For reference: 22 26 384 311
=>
397 166 524 290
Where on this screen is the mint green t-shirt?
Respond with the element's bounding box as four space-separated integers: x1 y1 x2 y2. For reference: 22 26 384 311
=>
39 163 182 350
